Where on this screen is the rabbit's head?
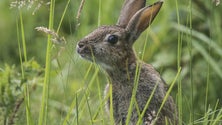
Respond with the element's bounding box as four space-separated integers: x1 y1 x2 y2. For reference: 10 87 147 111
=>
77 0 163 71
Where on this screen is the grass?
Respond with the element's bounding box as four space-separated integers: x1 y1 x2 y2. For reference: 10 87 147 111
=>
17 9 33 125
38 0 55 124
0 0 222 125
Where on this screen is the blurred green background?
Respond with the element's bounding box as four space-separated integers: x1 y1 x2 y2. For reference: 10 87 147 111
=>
0 0 222 124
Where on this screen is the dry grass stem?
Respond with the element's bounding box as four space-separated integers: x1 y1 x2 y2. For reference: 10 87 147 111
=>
35 26 66 45
76 0 85 28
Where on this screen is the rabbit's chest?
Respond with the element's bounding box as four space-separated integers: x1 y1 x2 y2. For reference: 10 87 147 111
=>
104 83 139 124
104 82 164 124
104 83 132 111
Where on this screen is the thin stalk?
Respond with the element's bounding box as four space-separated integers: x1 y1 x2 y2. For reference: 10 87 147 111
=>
125 63 141 125
205 0 213 114
76 93 79 125
92 89 110 123
62 95 77 125
212 103 222 125
156 67 181 123
136 83 158 125
136 27 157 125
96 77 105 125
141 28 149 61
18 11 33 125
85 93 93 125
109 84 115 125
74 68 99 123
211 100 219 125
175 0 183 124
188 0 194 124
19 11 27 62
38 0 55 125
56 0 71 33
16 17 23 88
98 0 102 26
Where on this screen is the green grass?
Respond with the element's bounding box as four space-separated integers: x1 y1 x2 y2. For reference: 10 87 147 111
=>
0 0 222 125
38 0 55 124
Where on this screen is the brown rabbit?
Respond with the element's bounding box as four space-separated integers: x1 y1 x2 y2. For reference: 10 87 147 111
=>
77 0 178 124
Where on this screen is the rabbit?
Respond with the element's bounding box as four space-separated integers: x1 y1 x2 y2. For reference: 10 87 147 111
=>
76 0 178 124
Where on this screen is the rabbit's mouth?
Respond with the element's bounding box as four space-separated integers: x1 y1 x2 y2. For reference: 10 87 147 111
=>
76 44 94 61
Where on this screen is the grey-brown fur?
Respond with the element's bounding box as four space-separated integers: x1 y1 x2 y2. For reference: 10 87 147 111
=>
77 0 178 124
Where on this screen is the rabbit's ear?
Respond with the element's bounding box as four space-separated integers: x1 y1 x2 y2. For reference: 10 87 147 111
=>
117 0 146 28
126 1 163 42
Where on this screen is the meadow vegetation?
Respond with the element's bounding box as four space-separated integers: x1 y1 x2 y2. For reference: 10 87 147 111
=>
0 0 222 124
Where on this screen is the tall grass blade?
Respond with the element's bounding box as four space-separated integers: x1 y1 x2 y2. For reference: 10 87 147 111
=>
211 100 222 125
56 0 71 33
125 63 141 125
136 83 158 125
85 93 93 125
73 68 99 123
98 0 102 26
109 83 115 125
76 94 79 125
18 11 34 125
19 11 27 62
38 0 55 125
175 0 183 124
95 77 105 124
187 0 194 123
62 95 77 125
209 100 219 125
156 67 181 124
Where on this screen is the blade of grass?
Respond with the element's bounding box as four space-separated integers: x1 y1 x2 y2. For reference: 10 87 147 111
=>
136 83 158 125
155 67 181 123
56 0 71 33
85 93 94 125
175 0 183 124
187 0 194 123
211 100 222 125
38 0 55 125
92 88 110 123
73 68 99 123
125 63 141 125
62 94 77 125
209 100 219 125
95 77 105 124
72 46 99 124
98 0 101 26
212 109 222 125
76 93 79 125
19 11 27 62
109 83 115 125
195 100 221 124
16 15 23 82
204 108 211 125
18 11 34 125
136 26 160 124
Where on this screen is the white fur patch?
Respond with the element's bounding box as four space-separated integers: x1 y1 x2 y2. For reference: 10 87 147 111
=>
99 62 113 70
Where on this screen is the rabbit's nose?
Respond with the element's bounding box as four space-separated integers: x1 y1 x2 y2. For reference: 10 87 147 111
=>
77 41 85 48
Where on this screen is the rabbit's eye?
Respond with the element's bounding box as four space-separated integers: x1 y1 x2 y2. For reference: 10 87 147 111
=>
107 35 118 44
